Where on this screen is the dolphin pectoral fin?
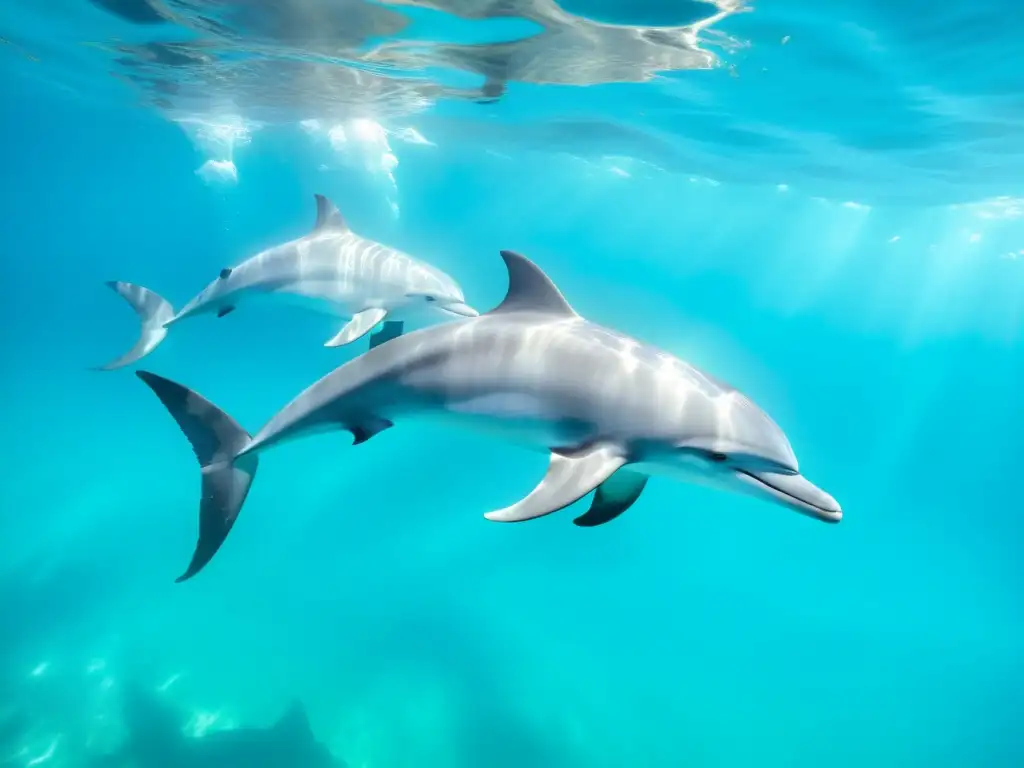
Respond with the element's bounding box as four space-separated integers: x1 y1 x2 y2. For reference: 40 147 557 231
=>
325 308 387 347
350 416 393 445
369 320 405 350
573 470 648 527
484 444 627 523
216 305 235 318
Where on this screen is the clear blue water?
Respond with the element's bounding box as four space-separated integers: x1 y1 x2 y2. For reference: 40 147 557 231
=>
2 1 1023 766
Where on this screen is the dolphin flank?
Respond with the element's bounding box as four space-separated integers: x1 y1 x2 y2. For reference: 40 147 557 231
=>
95 193 477 370
135 250 841 583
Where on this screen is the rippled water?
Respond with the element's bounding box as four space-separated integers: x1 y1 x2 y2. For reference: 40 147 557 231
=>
5 0 1023 204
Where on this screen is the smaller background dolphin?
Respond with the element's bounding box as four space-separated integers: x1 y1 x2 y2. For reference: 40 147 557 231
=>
96 194 476 370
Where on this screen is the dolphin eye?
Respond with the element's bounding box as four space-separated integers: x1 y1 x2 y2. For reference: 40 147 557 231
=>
707 451 728 463
424 296 436 302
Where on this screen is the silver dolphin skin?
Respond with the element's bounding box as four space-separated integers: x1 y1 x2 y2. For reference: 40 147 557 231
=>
135 250 841 582
96 194 477 370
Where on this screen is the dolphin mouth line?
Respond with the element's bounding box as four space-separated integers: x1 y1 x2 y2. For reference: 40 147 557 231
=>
736 470 842 523
440 302 479 318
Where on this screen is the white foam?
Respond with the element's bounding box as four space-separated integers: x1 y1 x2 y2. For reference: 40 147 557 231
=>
304 117 402 219
175 114 255 185
195 159 238 185
391 126 434 146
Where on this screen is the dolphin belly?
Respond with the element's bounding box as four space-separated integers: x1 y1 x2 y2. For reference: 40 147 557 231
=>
270 279 407 317
265 286 349 317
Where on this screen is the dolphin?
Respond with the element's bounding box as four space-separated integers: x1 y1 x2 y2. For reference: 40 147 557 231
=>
96 194 477 370
92 682 344 768
134 250 841 582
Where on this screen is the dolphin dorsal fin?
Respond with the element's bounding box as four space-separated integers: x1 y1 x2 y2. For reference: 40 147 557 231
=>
313 194 348 233
489 250 577 317
273 700 313 743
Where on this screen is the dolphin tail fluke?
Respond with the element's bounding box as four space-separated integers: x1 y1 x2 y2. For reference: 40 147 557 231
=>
94 281 175 371
135 370 258 582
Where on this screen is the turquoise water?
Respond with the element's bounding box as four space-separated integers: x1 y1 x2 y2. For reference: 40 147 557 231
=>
2 1 1023 766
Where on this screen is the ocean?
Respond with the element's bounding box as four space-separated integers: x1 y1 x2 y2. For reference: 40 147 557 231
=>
1 1 1022 766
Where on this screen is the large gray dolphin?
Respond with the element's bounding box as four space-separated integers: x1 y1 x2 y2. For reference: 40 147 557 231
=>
135 250 841 582
96 194 477 370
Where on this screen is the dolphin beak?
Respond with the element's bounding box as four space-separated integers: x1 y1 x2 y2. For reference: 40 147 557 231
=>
736 469 842 523
440 302 479 318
